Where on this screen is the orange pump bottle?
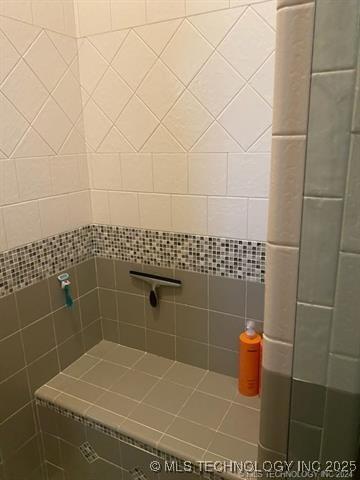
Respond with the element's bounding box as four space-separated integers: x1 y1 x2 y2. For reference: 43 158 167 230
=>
238 321 261 396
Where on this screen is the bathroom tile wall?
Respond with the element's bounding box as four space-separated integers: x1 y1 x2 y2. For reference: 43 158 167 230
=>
80 0 276 240
0 258 100 479
96 258 265 377
0 3 91 254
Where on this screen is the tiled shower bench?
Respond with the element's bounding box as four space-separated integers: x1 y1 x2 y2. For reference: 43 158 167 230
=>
35 340 260 480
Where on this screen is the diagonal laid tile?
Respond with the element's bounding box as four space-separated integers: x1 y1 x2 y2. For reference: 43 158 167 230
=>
191 121 243 153
112 31 156 90
137 60 184 120
116 96 159 151
218 8 275 80
77 39 108 95
135 18 182 56
161 19 213 85
163 91 213 150
141 125 185 153
0 16 40 55
0 91 28 156
250 52 275 106
189 52 244 117
218 86 272 151
89 30 129 63
98 126 135 153
188 6 245 47
0 30 20 83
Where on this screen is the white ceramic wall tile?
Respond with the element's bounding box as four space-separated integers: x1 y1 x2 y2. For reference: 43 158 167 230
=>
88 30 128 63
91 189 110 224
135 19 182 56
0 29 20 83
0 16 40 56
32 1 65 33
3 200 42 248
0 160 20 206
0 92 29 156
161 20 213 85
50 156 81 195
53 70 83 123
89 153 121 190
68 190 91 229
16 157 52 201
153 154 188 193
186 0 229 16
112 31 156 90
24 32 67 92
139 193 172 230
0 209 7 252
109 191 139 227
172 194 207 234
146 0 186 23
1 60 48 123
228 153 270 197
219 86 272 150
121 153 153 192
188 153 227 195
163 91 213 150
208 196 247 238
110 0 146 30
39 195 70 237
250 52 275 106
0 1 33 24
218 7 275 80
76 0 111 37
248 198 268 241
81 98 112 150
77 40 108 95
189 52 244 117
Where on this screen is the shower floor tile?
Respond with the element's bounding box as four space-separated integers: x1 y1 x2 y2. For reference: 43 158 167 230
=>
36 340 260 465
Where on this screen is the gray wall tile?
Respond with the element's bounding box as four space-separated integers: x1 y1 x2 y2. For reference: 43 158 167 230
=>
48 266 78 311
0 294 19 340
209 311 243 351
291 379 325 427
175 304 208 343
117 291 145 326
53 303 81 344
57 333 84 370
259 369 291 454
22 313 56 364
331 253 360 357
76 258 97 296
27 349 59 394
174 270 208 308
293 303 332 385
146 330 175 360
209 276 245 316
0 369 31 420
16 279 51 327
96 257 115 289
0 403 36 461
288 420 322 461
83 319 102 351
305 71 355 197
99 288 117 320
115 260 144 295
175 337 208 370
119 321 146 350
79 289 100 327
0 331 25 382
145 300 175 334
246 282 265 321
298 197 343 306
312 0 359 71
342 135 360 253
209 345 237 378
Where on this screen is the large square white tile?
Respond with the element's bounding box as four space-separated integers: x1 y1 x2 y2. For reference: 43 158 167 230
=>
139 193 172 230
146 0 185 23
81 99 112 151
0 159 20 206
188 153 227 195
16 157 51 201
0 29 20 83
250 52 275 106
109 191 139 227
153 154 187 193
110 0 146 29
137 60 184 120
1 60 48 122
77 40 108 95
3 201 42 248
219 86 272 151
121 153 153 192
189 52 244 117
116 96 159 151
24 31 67 92
247 198 268 241
32 0 65 32
93 67 133 122
163 91 213 151
135 19 182 56
208 196 247 238
68 191 91 229
77 0 111 36
91 190 110 224
0 92 28 156
112 31 156 90
228 153 270 197
172 195 207 234
218 7 275 80
89 153 121 190
53 69 83 123
161 20 213 85
39 195 70 236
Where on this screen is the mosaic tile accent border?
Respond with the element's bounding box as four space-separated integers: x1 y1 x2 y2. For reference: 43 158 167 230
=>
0 225 93 297
92 224 266 283
35 397 223 480
0 224 265 298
